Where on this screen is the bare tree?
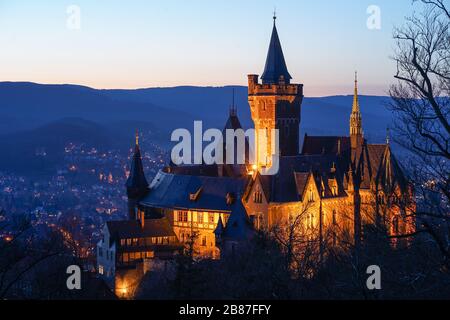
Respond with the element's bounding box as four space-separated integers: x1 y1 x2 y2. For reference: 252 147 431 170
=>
389 0 450 265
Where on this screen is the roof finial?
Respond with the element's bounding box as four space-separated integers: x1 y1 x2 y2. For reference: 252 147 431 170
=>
135 129 139 146
273 7 277 24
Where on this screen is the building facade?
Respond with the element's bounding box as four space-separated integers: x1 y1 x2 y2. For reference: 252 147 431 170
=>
97 16 415 297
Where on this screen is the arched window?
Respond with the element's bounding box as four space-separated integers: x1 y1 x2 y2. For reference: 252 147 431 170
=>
332 210 337 225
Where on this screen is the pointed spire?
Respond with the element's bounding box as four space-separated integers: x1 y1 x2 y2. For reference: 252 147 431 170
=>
214 215 224 235
229 88 237 117
350 72 363 149
126 132 149 192
261 14 292 85
352 71 360 112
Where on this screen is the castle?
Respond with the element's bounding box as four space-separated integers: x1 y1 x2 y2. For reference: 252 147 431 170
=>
97 16 415 297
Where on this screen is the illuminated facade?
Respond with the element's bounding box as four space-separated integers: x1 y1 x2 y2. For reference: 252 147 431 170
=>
97 16 415 297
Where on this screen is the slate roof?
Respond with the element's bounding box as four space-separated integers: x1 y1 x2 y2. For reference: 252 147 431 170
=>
375 145 409 193
222 200 254 241
140 171 248 212
126 144 149 190
261 20 292 84
301 135 351 156
294 172 311 200
106 218 175 239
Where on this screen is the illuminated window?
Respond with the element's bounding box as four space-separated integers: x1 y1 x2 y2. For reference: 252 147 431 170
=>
252 213 263 230
120 239 125 246
177 211 183 222
332 185 337 196
209 213 215 224
183 211 188 222
254 186 263 204
198 212 204 223
123 253 129 262
98 265 104 275
309 189 314 202
126 239 131 246
202 236 207 247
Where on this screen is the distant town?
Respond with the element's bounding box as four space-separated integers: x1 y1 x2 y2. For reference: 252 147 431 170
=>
0 138 167 265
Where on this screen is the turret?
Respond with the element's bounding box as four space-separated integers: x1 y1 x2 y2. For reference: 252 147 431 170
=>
126 131 149 220
248 14 304 170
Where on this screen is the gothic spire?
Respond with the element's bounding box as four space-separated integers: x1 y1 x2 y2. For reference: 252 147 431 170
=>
350 72 363 149
352 71 360 112
261 15 292 85
126 130 149 192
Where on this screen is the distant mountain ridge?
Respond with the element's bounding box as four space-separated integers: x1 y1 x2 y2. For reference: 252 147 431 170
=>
0 82 396 174
0 82 393 139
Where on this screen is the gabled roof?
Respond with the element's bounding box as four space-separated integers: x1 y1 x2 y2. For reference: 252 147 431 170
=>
261 20 292 84
375 145 409 193
294 172 312 201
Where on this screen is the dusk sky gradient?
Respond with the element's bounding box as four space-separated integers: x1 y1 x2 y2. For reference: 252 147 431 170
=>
0 0 419 96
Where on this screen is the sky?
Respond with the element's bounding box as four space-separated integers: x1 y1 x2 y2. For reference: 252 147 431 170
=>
0 0 420 96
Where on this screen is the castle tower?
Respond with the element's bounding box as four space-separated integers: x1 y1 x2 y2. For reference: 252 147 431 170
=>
248 15 303 169
350 72 363 149
126 131 149 220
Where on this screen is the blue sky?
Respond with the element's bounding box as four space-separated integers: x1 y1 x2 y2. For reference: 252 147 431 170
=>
0 0 418 96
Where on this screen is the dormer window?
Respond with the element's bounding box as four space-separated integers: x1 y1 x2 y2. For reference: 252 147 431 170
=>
332 185 337 196
254 186 263 203
309 188 314 202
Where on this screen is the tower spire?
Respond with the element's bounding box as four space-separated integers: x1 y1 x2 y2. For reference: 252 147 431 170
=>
350 72 363 149
352 71 360 112
261 14 292 85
